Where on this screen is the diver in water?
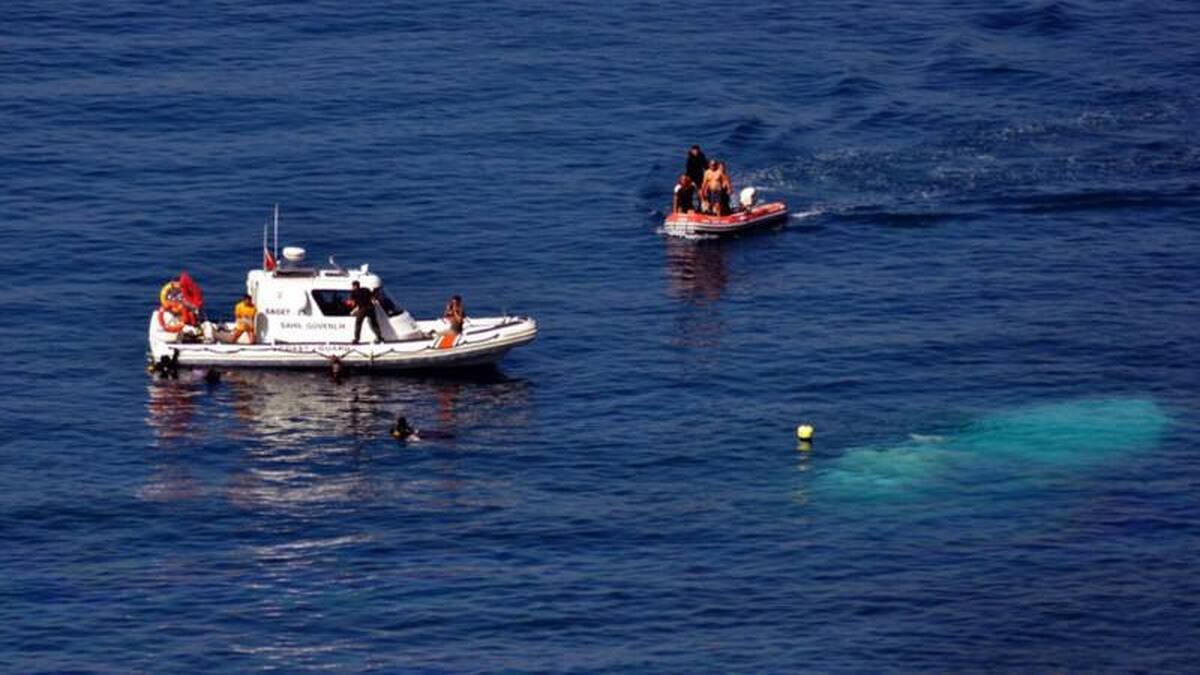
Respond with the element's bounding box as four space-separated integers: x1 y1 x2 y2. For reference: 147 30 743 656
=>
390 415 455 442
390 416 419 441
149 350 181 379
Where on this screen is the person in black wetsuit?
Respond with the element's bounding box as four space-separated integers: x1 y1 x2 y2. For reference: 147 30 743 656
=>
685 145 708 191
391 416 418 441
390 415 455 442
673 174 697 213
346 280 383 344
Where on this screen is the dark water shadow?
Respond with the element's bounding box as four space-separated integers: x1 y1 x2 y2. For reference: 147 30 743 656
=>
146 367 531 445
141 368 534 511
664 237 729 305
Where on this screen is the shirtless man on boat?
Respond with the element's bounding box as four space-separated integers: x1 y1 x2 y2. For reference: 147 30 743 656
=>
663 148 789 236
701 160 733 215
681 149 733 216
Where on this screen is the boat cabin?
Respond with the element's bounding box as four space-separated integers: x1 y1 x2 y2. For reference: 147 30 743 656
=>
246 247 424 344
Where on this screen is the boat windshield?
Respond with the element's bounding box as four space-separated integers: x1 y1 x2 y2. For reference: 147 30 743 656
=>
311 288 406 317
375 288 405 317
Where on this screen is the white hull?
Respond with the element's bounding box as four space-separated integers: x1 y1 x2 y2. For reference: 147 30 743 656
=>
148 225 538 372
149 315 537 371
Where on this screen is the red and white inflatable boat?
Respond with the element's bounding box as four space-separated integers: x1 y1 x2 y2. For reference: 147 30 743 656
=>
664 188 788 237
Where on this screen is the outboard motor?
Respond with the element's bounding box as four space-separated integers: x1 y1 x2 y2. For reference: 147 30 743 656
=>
739 187 758 209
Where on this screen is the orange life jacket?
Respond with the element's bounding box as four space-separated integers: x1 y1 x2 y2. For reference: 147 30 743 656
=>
235 300 256 323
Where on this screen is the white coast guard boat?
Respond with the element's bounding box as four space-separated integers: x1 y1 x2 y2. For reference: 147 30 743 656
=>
148 245 537 372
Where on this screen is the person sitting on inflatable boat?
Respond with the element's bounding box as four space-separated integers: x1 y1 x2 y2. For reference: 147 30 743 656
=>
673 174 698 214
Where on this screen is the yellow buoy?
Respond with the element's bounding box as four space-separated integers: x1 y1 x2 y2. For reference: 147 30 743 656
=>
796 424 814 442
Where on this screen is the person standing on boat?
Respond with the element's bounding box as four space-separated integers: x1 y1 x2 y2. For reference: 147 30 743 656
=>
673 174 697 214
347 281 383 344
700 160 715 213
230 294 256 344
443 295 465 335
714 161 733 215
702 161 733 215
685 145 708 194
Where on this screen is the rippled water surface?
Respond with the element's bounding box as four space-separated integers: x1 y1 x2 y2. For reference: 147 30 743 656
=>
2 1 1199 671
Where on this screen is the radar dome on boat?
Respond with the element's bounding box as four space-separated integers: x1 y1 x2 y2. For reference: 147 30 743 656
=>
282 246 306 263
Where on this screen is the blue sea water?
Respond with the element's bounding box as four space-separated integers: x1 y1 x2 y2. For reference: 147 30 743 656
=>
2 0 1199 671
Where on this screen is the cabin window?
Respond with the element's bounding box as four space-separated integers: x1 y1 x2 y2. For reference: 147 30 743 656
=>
310 288 405 317
311 289 353 316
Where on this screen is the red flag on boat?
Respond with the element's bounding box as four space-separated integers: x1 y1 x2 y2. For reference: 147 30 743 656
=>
178 271 204 309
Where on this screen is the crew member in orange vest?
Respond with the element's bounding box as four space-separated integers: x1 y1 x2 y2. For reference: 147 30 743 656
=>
230 294 256 344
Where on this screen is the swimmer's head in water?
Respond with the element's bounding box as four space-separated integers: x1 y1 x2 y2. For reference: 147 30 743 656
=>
391 416 414 439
